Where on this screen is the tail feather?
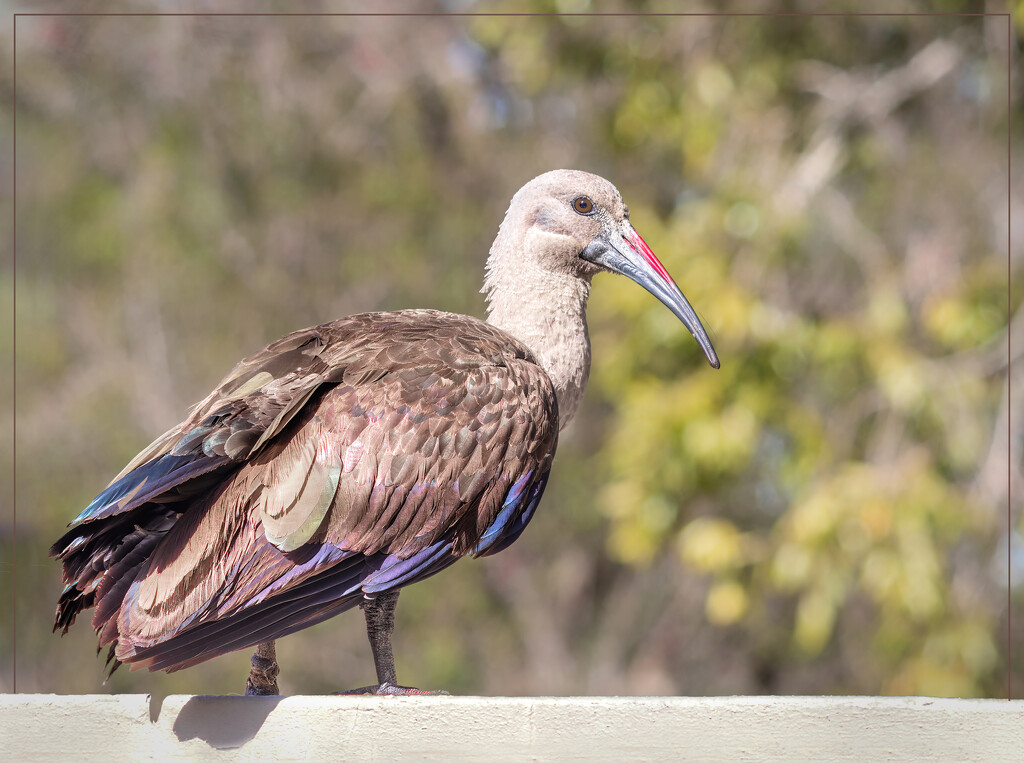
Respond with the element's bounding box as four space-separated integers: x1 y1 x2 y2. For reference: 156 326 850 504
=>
53 585 94 636
51 507 182 622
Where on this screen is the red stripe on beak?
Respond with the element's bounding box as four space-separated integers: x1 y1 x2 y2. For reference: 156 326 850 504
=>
625 227 675 286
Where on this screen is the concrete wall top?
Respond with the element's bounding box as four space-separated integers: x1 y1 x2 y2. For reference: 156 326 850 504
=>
2 695 1022 761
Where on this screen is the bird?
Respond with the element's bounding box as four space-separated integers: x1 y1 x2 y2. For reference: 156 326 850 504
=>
51 169 719 696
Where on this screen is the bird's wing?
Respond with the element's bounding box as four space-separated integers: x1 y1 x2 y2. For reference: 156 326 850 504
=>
91 312 558 669
49 321 367 637
62 323 353 531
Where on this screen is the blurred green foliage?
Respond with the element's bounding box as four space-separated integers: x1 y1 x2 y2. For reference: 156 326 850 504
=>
3 2 1020 698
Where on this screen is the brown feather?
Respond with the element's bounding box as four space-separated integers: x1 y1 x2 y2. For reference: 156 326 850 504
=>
102 310 557 664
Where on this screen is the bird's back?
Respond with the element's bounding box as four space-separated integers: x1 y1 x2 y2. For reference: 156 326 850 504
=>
52 309 559 673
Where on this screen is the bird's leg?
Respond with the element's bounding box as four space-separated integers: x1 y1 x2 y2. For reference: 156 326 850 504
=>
342 590 448 696
366 590 400 686
245 640 280 696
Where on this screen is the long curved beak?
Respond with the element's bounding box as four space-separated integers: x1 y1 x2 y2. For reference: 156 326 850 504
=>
581 222 720 369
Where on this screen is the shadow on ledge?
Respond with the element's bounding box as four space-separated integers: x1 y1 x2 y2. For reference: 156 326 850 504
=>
171 695 285 749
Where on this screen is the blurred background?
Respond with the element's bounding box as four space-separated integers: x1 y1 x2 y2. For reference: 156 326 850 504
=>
3 1 1022 699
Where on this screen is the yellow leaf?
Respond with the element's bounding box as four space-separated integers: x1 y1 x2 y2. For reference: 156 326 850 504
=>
771 542 813 591
795 589 836 655
706 580 749 626
679 517 743 573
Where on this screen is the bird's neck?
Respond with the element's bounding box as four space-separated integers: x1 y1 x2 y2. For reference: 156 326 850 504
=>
484 258 593 430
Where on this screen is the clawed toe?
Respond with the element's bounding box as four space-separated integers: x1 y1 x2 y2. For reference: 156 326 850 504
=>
374 682 450 696
335 681 450 696
245 683 280 696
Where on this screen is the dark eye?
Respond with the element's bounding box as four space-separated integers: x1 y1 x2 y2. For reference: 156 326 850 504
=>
572 196 595 215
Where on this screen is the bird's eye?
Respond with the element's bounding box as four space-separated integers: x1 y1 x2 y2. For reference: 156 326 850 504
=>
572 196 595 215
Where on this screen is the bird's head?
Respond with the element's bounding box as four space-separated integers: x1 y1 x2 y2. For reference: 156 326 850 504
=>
488 169 719 369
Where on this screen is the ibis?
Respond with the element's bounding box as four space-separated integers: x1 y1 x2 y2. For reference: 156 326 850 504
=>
52 170 719 695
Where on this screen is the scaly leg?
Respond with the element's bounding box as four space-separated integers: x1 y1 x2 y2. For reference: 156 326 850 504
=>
343 590 448 696
245 640 280 696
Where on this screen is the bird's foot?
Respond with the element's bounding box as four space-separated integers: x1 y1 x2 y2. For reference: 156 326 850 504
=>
336 681 450 696
245 682 280 696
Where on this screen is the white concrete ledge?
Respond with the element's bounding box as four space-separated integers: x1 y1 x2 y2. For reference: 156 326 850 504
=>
1 695 1021 761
